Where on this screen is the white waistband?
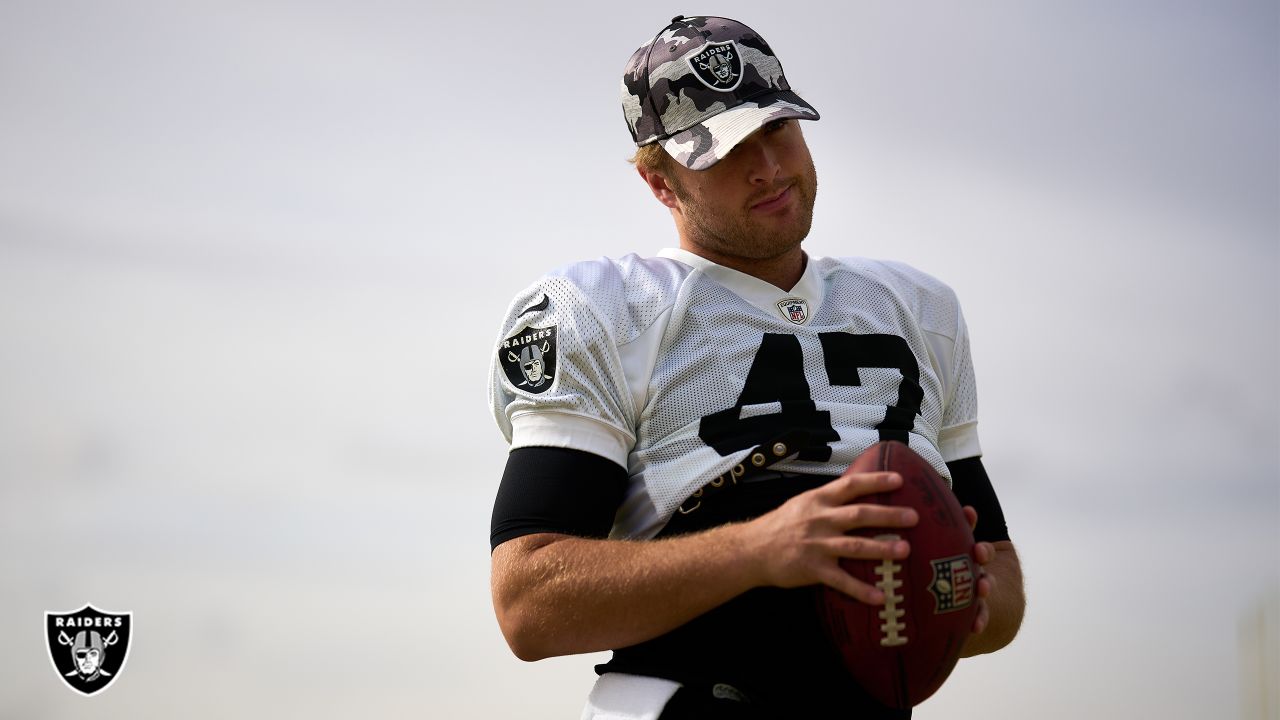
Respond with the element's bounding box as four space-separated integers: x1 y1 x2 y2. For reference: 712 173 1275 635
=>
579 672 681 720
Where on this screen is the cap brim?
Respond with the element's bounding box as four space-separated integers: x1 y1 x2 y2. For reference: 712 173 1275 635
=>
659 91 820 171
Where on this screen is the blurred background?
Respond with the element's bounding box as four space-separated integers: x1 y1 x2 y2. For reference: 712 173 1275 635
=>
1 0 1276 717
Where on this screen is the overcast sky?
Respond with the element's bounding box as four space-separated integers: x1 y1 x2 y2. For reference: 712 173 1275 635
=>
1 1 1277 718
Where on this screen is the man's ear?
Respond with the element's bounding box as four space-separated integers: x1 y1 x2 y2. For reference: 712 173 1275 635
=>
637 166 680 210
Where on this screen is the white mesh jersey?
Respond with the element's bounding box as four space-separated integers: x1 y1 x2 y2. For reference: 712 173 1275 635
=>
489 247 981 540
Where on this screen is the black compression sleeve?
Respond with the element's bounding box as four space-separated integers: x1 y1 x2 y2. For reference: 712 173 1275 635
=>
489 446 628 551
946 456 1010 543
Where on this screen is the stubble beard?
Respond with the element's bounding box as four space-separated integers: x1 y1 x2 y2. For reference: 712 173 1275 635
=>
673 166 819 262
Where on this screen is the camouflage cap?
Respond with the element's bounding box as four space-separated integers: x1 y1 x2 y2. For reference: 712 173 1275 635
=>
621 15 819 171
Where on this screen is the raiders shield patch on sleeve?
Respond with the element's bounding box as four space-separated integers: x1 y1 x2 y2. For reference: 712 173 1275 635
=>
499 325 557 394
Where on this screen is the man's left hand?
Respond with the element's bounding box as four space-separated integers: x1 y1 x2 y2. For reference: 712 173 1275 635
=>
959 505 1024 656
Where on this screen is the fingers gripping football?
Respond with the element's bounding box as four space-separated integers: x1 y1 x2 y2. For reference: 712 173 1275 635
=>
963 505 996 635
744 471 919 604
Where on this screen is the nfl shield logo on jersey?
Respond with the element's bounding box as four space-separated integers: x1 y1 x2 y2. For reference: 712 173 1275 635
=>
500 325 557 394
777 298 810 325
45 604 133 696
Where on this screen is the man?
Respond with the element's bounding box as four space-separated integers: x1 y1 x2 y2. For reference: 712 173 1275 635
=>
488 15 1024 719
67 630 111 682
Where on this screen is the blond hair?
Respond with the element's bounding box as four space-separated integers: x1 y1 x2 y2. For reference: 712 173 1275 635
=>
628 142 671 174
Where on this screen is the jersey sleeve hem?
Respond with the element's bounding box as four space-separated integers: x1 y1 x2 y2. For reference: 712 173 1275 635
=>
509 411 634 468
937 420 981 462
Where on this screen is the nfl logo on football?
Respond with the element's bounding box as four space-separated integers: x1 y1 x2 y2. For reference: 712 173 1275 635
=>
929 557 976 613
45 604 133 696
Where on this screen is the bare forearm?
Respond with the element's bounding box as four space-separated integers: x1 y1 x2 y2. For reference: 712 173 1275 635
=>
961 542 1024 657
490 471 916 662
491 525 762 661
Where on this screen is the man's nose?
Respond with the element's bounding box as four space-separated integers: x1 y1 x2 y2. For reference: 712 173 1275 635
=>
743 140 781 185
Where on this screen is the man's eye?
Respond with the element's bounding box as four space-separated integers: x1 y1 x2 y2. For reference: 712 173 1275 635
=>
765 119 789 133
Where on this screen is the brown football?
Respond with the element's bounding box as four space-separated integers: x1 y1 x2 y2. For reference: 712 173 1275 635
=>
817 441 979 709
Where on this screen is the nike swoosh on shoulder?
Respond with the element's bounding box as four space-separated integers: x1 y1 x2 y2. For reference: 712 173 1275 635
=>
517 294 549 318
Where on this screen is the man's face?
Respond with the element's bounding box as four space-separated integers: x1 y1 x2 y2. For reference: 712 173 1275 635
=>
664 119 818 262
519 345 545 384
76 648 101 675
523 357 543 383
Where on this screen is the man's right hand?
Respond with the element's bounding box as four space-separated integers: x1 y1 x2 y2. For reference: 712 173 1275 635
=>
491 468 918 660
741 470 917 605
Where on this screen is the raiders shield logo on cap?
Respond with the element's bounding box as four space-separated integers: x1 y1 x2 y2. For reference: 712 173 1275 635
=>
45 604 133 696
500 325 557 394
688 41 743 91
